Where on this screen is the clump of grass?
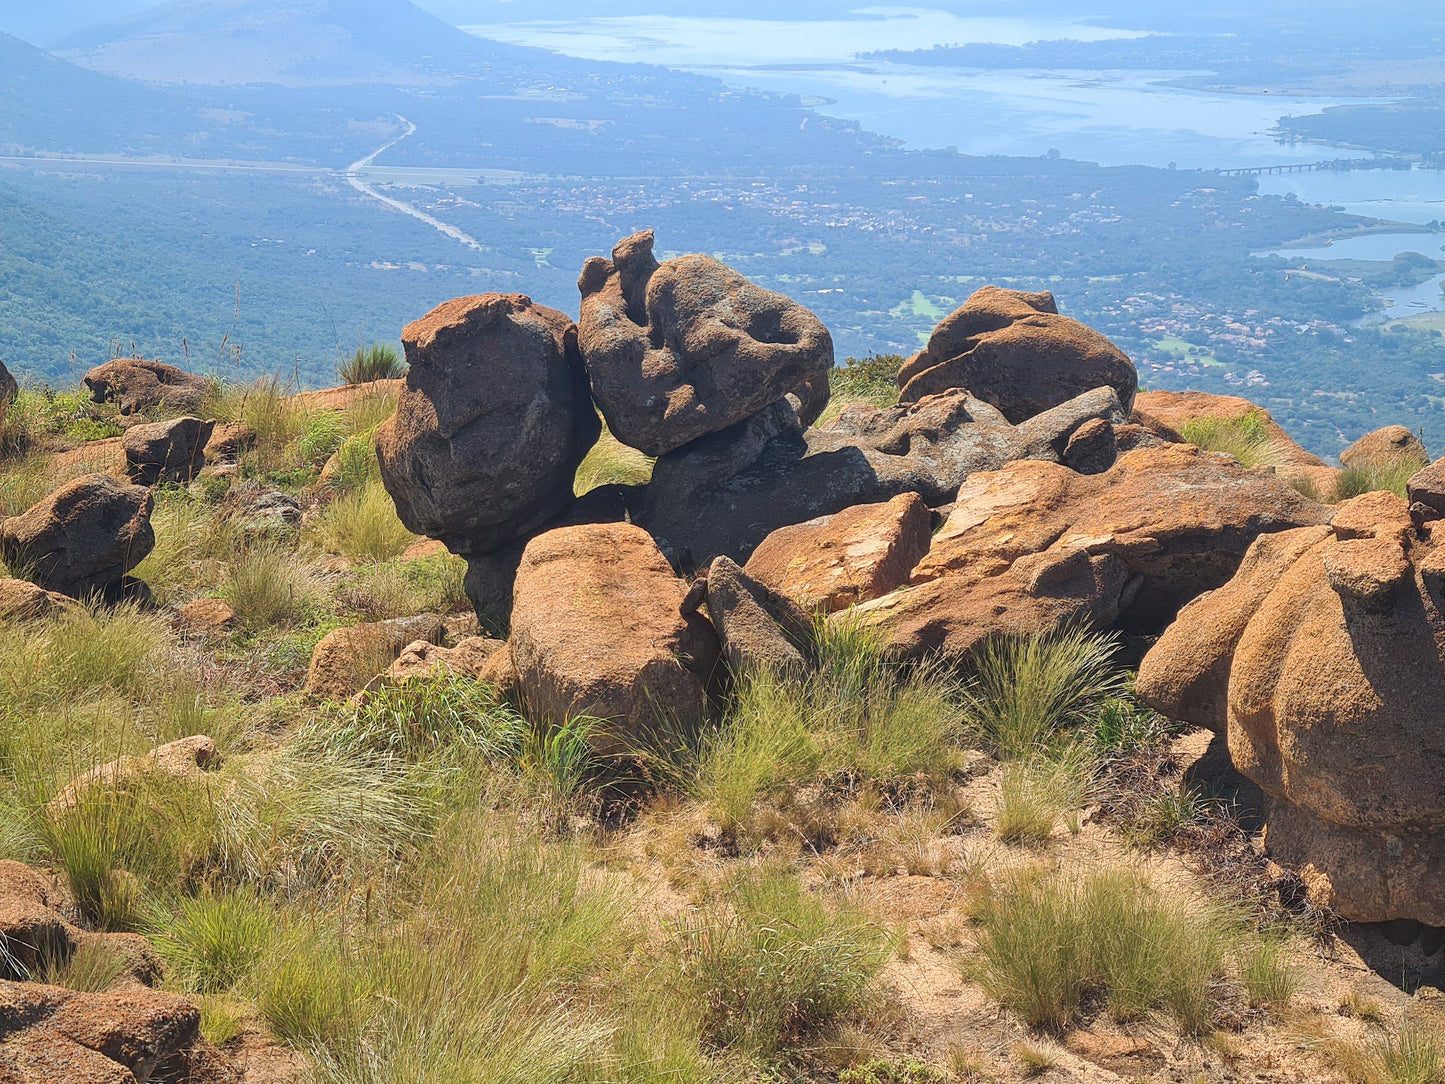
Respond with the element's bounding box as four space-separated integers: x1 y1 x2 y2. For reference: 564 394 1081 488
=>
131 491 239 606
37 936 129 992
254 925 360 1048
994 754 1090 844
0 603 167 703
1333 1020 1445 1084
222 546 324 630
148 890 277 993
339 342 407 385
574 419 654 495
697 621 965 843
1340 989 1387 1024
967 864 1259 1034
1012 1039 1062 1076
315 480 415 564
675 865 894 1059
1179 411 1279 469
962 627 1125 759
821 353 904 423
1338 456 1419 500
327 674 524 765
1238 934 1300 1009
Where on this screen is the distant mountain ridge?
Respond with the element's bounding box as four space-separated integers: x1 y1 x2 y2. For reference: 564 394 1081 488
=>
58 0 525 86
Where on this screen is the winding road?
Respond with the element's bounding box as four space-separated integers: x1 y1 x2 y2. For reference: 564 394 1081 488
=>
344 116 485 253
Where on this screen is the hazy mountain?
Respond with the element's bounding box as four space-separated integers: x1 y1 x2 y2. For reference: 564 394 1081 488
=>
58 0 526 86
0 31 193 152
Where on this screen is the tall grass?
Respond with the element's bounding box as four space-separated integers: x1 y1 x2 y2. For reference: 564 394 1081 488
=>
993 754 1091 844
339 342 407 385
1334 1021 1445 1084
222 546 324 630
819 354 904 425
675 865 894 1059
967 864 1274 1034
148 890 277 993
961 628 1125 759
1338 456 1419 500
1179 411 1279 469
315 480 415 564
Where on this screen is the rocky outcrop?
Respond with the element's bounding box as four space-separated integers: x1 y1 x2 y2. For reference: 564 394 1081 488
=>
0 474 154 598
849 443 1329 659
1340 424 1427 470
743 492 933 614
509 523 719 753
376 294 598 557
0 978 227 1083
577 230 833 456
639 386 1126 570
1407 455 1445 521
896 286 1136 423
304 615 446 700
123 416 216 485
83 358 210 418
1137 493 1445 925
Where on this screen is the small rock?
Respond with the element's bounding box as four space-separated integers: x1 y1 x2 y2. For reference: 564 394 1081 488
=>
0 578 79 621
704 556 811 676
123 416 215 485
304 615 446 700
177 598 237 635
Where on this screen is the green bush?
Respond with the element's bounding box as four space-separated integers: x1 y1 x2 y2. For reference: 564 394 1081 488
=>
316 480 414 564
222 546 324 630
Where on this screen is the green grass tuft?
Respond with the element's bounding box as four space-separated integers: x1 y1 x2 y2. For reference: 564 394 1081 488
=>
339 342 407 385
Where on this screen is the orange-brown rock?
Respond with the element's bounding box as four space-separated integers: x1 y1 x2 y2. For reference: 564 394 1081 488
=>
1138 493 1445 924
376 294 598 557
48 736 220 819
509 523 719 752
0 578 78 621
742 493 932 614
82 357 209 418
304 615 446 700
578 230 833 455
176 598 237 635
382 636 505 684
203 421 255 464
0 978 227 1083
291 380 403 413
1407 455 1445 520
1339 424 1427 470
122 416 215 486
897 286 1136 423
0 474 154 598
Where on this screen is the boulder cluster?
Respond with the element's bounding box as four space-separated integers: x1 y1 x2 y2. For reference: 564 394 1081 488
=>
365 230 1445 928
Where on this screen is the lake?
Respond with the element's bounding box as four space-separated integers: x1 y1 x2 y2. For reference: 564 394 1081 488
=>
466 8 1374 171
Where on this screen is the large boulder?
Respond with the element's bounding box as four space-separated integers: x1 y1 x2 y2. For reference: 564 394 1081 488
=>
850 443 1329 659
743 492 933 614
1137 493 1445 925
82 357 209 417
509 523 719 753
122 416 216 486
376 294 598 557
896 286 1136 423
0 474 154 598
577 230 833 456
0 979 222 1083
639 386 1126 571
1339 424 1428 471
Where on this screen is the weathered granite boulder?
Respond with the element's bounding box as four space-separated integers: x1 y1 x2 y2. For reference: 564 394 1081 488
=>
577 230 833 456
0 578 79 621
0 474 154 598
1407 454 1445 521
1138 493 1445 925
83 357 210 417
509 523 719 753
376 293 598 557
638 386 1126 571
743 492 933 614
848 442 1330 660
896 286 1136 423
696 556 812 676
123 416 216 485
0 360 17 422
1340 424 1428 471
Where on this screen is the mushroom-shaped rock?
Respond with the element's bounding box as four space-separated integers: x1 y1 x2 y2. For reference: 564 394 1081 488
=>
0 474 154 598
1137 493 1445 925
509 523 719 753
743 493 933 614
376 294 599 557
896 286 1136 423
122 416 215 485
1339 424 1427 471
577 230 833 456
850 442 1329 660
82 357 209 417
640 385 1126 571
